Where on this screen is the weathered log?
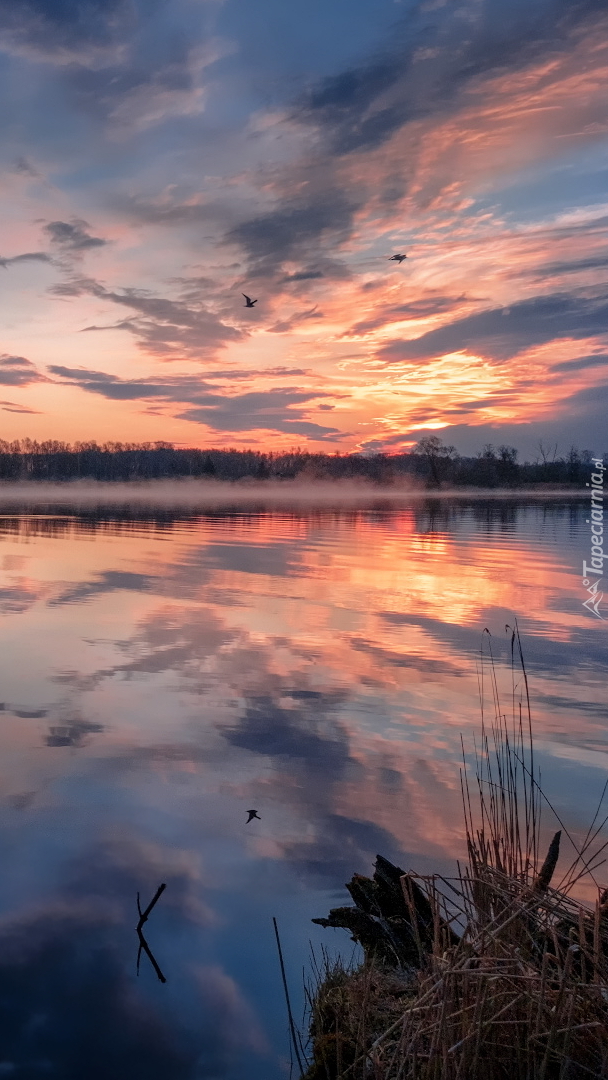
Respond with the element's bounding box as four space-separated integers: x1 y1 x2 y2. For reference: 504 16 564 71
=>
311 904 406 966
312 854 458 968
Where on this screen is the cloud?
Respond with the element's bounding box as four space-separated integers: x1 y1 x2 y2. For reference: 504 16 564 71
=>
221 691 411 884
200 540 308 578
523 254 608 279
67 37 232 133
0 0 134 65
55 278 244 359
214 2 608 299
224 190 359 274
376 608 608 684
48 364 347 438
344 295 474 338
0 838 266 1078
291 0 608 157
0 579 42 613
44 218 107 251
267 304 322 334
46 716 104 746
377 292 608 364
0 250 51 268
0 399 42 413
223 691 352 775
176 391 345 438
560 379 608 411
50 569 158 606
0 1 232 140
63 604 240 686
0 913 192 1078
350 637 467 678
11 155 41 176
282 810 406 887
0 353 47 386
280 270 325 283
111 192 222 228
49 365 181 401
293 51 406 155
550 353 608 372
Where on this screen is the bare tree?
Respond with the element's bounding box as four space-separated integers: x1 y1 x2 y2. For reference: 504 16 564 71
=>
536 440 558 465
415 435 456 486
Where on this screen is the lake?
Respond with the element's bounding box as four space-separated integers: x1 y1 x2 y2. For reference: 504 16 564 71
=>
0 489 605 1079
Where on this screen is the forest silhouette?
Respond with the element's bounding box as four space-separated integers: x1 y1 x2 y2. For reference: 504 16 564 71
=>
0 436 599 487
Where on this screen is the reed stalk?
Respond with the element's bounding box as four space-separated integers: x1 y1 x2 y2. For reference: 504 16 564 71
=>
302 626 608 1079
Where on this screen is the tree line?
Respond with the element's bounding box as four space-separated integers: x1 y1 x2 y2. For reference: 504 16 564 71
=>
0 436 602 486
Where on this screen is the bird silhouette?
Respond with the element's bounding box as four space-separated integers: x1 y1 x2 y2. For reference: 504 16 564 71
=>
388 254 407 263
242 294 258 307
246 809 260 823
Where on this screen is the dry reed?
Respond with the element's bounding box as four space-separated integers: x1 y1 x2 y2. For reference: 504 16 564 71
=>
302 626 608 1080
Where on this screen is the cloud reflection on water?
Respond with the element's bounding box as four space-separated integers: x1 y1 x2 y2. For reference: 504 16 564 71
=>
0 496 605 1074
0 837 266 1079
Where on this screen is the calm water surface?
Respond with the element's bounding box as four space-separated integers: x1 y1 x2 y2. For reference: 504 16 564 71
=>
0 495 605 1078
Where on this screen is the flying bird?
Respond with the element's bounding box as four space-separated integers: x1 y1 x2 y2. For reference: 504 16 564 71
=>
246 810 260 823
242 294 258 307
388 254 407 263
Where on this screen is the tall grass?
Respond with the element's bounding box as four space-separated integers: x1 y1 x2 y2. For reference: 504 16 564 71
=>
303 626 608 1079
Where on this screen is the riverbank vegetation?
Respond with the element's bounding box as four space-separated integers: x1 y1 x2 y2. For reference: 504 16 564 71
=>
0 437 603 487
300 631 608 1079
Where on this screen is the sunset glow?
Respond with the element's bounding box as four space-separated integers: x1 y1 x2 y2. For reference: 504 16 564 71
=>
0 0 607 457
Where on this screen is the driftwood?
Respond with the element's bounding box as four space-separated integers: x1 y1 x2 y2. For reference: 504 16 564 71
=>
312 854 458 969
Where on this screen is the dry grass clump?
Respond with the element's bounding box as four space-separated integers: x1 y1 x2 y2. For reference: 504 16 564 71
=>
303 955 417 1080
359 870 608 1080
302 628 608 1079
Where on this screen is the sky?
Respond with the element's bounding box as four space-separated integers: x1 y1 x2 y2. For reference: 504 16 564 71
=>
0 0 607 458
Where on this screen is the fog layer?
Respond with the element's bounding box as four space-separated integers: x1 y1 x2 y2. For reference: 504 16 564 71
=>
0 479 587 507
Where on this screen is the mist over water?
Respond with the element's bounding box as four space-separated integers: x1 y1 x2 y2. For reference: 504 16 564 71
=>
0 495 604 1077
0 478 587 508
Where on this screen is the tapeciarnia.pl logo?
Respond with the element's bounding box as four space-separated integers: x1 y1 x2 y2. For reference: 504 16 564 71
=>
582 458 606 620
